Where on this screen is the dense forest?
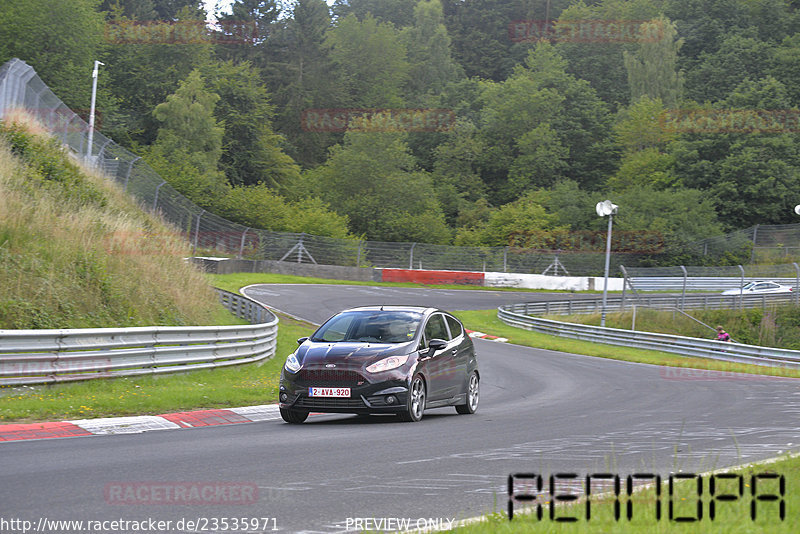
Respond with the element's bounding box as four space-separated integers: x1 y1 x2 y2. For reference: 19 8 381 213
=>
2 0 800 262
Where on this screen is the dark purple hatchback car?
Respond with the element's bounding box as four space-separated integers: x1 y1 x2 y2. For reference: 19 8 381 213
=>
279 306 479 423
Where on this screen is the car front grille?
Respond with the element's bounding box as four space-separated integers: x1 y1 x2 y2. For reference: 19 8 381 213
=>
294 397 366 409
297 369 366 386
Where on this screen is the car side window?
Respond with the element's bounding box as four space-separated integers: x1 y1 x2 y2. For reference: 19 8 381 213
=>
422 314 448 348
445 315 463 340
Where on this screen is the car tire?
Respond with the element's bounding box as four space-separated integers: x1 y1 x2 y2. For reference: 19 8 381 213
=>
280 408 309 424
399 374 426 422
456 372 479 415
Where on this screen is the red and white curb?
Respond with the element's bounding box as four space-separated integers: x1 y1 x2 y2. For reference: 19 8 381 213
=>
466 329 508 343
0 405 283 442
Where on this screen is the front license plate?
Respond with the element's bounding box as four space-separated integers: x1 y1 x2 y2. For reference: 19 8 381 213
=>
309 387 351 397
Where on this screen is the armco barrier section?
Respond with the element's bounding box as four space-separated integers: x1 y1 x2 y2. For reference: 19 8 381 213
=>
519 292 798 315
498 302 800 370
0 290 278 386
381 268 484 285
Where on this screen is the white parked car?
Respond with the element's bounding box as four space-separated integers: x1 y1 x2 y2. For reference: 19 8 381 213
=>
721 280 794 295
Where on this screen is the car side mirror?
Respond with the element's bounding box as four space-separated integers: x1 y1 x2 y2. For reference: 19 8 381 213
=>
428 338 447 353
297 337 308 345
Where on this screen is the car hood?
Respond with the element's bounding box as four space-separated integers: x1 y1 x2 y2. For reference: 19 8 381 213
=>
296 341 415 368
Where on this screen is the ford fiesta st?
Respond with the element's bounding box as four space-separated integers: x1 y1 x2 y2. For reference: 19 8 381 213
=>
278 306 479 423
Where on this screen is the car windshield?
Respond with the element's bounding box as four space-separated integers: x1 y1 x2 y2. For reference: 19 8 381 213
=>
310 310 423 343
742 282 756 290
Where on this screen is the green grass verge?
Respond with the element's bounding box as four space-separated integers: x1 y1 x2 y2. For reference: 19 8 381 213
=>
449 453 798 533
207 272 609 295
0 311 315 423
452 310 800 379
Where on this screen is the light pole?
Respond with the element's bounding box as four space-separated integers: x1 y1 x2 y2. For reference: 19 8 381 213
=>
86 60 104 164
596 200 618 327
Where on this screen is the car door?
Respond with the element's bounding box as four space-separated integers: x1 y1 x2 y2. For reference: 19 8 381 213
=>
445 314 473 398
419 313 454 401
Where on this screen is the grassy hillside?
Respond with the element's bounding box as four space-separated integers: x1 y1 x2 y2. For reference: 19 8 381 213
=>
0 114 224 328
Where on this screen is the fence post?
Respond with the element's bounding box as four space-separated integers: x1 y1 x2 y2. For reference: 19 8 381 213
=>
750 225 759 263
680 265 688 311
192 210 204 255
123 156 141 191
409 242 416 270
794 262 800 307
238 228 250 259
152 180 166 211
356 240 362 267
738 264 745 310
503 246 508 273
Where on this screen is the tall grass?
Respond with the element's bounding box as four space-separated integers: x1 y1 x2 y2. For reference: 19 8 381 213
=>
0 114 221 328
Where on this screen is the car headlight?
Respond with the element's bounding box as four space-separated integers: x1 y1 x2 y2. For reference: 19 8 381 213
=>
285 353 301 373
366 355 409 374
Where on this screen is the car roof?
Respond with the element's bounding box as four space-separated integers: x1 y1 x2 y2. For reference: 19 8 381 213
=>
340 305 442 315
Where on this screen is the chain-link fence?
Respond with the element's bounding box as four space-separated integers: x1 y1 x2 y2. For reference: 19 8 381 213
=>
3 58 800 277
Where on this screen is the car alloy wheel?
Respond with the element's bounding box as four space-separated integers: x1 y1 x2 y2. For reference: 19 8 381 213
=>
400 374 426 422
456 372 479 414
280 408 309 424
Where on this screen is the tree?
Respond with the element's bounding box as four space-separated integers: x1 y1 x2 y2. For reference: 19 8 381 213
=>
671 77 800 229
267 0 343 167
0 0 108 111
145 70 227 208
325 13 410 107
401 0 463 105
216 184 352 238
454 192 564 247
555 0 662 110
477 44 614 199
201 61 301 188
612 186 724 252
685 32 773 104
303 132 450 243
332 0 418 28
101 6 212 146
623 16 684 108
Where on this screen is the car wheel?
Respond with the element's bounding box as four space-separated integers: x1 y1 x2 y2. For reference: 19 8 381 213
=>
280 408 309 424
399 374 426 422
456 372 479 415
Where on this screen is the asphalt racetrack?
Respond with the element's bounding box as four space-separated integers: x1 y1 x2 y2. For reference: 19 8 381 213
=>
1 285 798 533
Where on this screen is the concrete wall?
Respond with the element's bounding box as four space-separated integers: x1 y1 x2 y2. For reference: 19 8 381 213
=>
191 258 381 282
484 272 624 291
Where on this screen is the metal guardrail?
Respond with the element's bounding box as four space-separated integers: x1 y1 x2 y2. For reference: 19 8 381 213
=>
498 303 800 370
0 290 278 386
629 276 800 292
520 292 798 316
